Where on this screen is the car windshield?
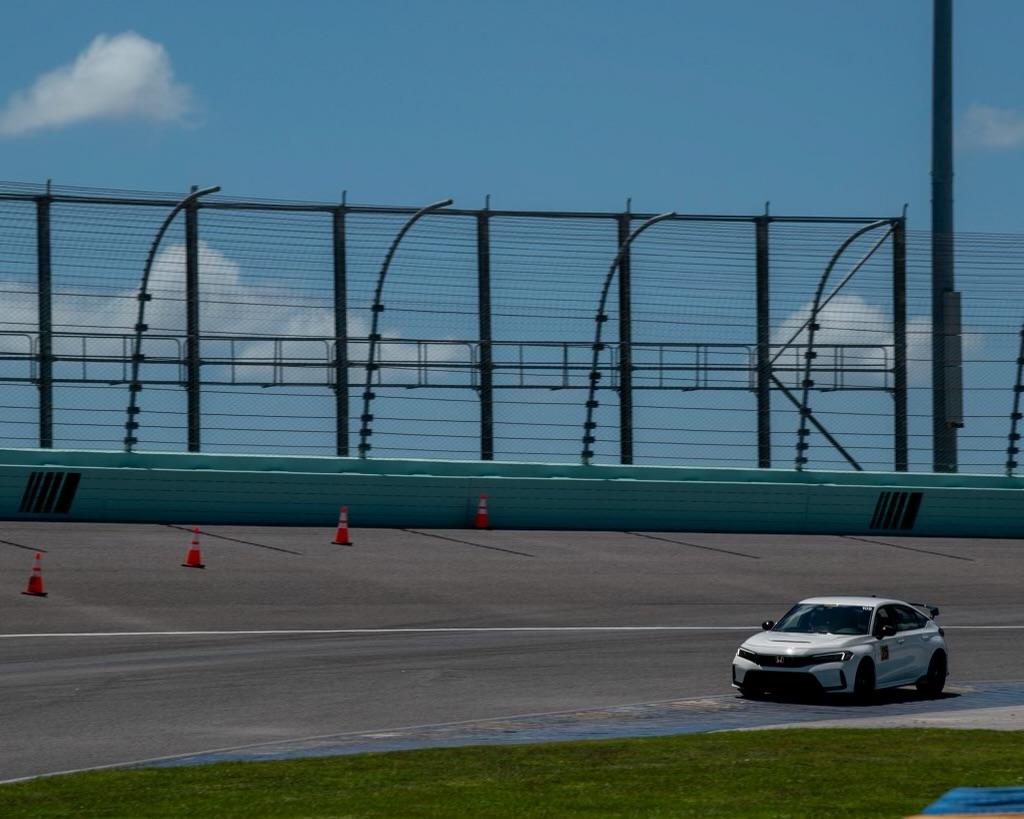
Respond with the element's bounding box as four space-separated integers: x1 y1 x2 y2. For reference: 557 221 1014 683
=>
773 604 872 635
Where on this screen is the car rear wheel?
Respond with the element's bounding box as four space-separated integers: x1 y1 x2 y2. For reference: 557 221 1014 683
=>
916 652 947 698
853 659 875 704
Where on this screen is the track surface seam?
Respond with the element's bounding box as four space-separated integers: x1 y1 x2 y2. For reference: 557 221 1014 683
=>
163 524 303 555
402 528 535 557
627 531 760 559
842 534 973 562
0 538 45 553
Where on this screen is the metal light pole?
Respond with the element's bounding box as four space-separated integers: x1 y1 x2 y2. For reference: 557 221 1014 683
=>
932 0 962 472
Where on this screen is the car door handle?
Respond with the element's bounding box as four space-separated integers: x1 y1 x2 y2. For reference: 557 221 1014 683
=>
897 638 905 644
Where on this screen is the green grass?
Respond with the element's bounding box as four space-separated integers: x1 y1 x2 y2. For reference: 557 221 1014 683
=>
2 729 1023 818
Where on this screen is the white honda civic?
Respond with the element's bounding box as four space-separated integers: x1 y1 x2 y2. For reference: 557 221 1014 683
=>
732 596 948 701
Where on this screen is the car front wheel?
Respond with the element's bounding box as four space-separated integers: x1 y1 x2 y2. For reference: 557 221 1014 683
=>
853 659 875 704
916 652 947 698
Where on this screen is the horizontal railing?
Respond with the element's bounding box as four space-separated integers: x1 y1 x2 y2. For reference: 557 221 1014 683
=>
0 331 892 390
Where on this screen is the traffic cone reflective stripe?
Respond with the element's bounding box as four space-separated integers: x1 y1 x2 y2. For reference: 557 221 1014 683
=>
474 493 489 529
22 552 47 597
181 527 205 569
332 506 352 546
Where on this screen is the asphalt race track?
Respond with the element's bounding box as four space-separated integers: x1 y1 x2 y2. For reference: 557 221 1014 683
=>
2 523 1023 781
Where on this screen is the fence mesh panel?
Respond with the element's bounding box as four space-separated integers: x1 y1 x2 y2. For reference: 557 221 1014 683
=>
2 182 1020 474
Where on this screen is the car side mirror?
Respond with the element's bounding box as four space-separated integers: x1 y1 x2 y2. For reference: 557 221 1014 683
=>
761 620 775 631
875 623 896 639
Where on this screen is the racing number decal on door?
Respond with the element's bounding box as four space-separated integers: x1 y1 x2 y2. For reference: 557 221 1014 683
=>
869 491 923 530
18 471 82 514
880 645 890 661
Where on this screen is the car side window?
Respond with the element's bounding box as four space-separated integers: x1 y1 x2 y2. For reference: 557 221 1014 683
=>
895 605 927 632
873 605 894 634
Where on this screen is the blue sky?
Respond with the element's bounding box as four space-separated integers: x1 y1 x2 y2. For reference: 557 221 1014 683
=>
2 1 1023 472
1 1 1023 230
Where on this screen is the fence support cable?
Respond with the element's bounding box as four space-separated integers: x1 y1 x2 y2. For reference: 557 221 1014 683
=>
772 375 862 471
771 223 893 370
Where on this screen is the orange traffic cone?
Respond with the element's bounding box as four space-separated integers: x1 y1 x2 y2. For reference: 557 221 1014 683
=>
474 493 490 529
181 527 205 569
332 506 352 546
22 552 47 597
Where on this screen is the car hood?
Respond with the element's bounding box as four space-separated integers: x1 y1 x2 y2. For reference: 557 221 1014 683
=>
741 632 868 654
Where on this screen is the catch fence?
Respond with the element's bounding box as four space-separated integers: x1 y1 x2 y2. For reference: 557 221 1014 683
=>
0 181 1017 474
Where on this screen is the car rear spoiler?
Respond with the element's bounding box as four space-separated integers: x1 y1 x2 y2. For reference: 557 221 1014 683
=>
911 602 940 618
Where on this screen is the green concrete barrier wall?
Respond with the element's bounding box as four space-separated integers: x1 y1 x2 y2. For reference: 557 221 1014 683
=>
1 448 1023 537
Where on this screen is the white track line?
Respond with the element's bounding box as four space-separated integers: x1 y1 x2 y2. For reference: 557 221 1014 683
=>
0 624 1020 638
0 626 751 639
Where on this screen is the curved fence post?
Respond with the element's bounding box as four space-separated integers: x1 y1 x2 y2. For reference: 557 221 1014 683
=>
794 219 891 471
1006 325 1024 476
123 185 220 453
580 211 675 465
357 198 453 458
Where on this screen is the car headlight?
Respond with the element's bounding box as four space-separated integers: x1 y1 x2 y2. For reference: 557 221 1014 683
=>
736 648 757 661
809 651 853 663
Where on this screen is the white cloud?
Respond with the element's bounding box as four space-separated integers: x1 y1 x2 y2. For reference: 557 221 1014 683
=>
772 294 982 389
0 240 467 387
772 294 894 389
961 104 1024 150
0 32 191 136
